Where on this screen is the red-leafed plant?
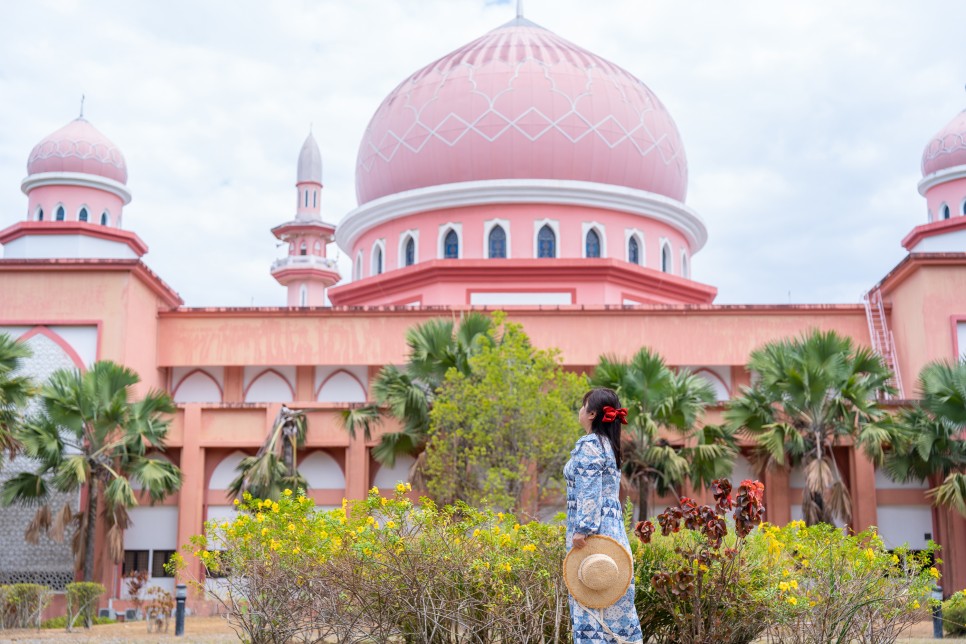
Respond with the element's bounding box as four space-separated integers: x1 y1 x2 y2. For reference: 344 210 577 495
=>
631 478 780 644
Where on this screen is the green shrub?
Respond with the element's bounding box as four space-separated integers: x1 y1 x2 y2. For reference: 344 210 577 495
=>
0 583 52 629
65 581 105 631
944 589 966 636
41 615 115 629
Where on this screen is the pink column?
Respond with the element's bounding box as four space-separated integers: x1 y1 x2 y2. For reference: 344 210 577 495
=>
848 449 878 533
345 434 369 500
176 404 206 591
764 466 791 526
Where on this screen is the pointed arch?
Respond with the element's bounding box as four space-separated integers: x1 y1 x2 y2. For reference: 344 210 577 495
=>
371 239 386 275
940 203 951 220
78 206 89 222
355 251 363 280
55 204 66 221
483 218 510 258
534 220 559 258
372 454 416 489
35 206 44 221
437 222 463 259
18 326 86 370
316 369 367 403
680 249 690 278
244 368 295 403
299 451 346 489
398 229 419 268
660 240 672 273
172 369 223 403
692 368 729 401
582 222 605 258
100 210 110 226
209 450 250 490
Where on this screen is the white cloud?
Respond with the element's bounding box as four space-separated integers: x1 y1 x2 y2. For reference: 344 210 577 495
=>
0 0 964 306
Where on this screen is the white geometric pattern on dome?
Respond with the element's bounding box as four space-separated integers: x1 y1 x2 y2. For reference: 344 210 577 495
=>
359 56 680 172
922 110 966 170
28 127 125 171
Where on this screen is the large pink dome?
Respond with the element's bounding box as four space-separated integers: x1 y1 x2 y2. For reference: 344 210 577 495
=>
922 108 966 176
355 18 688 205
27 118 128 184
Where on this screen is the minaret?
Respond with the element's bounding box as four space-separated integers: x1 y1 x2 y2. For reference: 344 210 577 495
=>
270 132 340 306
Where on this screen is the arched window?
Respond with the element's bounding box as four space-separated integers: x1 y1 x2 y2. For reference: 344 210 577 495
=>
404 236 415 266
36 208 44 222
488 225 506 259
961 199 966 216
313 191 317 208
355 253 363 280
300 242 307 256
100 211 109 226
374 245 383 274
681 252 689 278
304 191 309 208
661 244 672 273
537 225 556 258
78 207 88 222
628 236 640 265
444 229 459 259
585 229 601 258
55 205 65 221
299 285 308 307
941 203 951 220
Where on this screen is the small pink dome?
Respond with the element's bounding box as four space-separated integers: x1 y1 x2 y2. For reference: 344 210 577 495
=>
922 108 966 176
355 18 688 205
27 118 128 184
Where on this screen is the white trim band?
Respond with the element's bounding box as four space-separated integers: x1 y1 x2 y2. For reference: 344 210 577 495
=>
21 171 132 204
918 164 966 196
335 179 708 252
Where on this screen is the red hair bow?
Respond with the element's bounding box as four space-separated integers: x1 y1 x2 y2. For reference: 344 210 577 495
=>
601 406 628 424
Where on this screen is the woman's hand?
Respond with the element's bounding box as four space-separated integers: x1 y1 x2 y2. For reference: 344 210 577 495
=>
572 532 588 549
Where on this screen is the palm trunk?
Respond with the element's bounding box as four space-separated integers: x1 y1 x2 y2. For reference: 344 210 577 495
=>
637 480 649 522
282 431 294 478
83 478 98 582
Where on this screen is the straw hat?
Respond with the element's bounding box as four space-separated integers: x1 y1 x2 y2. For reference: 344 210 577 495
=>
563 535 633 609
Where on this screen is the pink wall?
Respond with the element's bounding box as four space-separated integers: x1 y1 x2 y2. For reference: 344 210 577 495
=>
350 203 691 279
27 185 124 226
924 177 966 221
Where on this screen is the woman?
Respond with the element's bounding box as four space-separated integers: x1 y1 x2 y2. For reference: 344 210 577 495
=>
565 387 643 644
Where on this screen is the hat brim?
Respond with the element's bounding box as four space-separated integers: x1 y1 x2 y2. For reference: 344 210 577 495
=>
563 534 633 609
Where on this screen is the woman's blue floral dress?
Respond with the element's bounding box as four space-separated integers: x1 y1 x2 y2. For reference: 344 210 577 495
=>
565 433 643 644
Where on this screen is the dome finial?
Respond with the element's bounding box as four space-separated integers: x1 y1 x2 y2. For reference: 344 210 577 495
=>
79 94 85 119
516 0 524 19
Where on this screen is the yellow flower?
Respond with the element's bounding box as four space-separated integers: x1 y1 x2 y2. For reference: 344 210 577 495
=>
493 526 501 534
356 526 366 534
396 483 408 494
283 488 293 496
380 497 388 506
891 554 900 564
864 548 875 561
912 600 921 609
256 514 265 523
513 524 520 532
270 539 280 551
367 516 377 525
789 579 798 589
801 559 809 568
261 527 269 536
782 569 790 577
778 582 789 592
386 520 397 529
272 502 280 513
699 564 709 573
503 563 512 572
288 523 296 532
233 499 240 506
497 512 504 521
292 547 300 555
370 486 379 495
929 567 940 579
522 544 536 553
473 529 481 538
787 597 797 606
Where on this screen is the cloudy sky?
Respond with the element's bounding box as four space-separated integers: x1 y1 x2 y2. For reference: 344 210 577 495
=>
1 0 964 306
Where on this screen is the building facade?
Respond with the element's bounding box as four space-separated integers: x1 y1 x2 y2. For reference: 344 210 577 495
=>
1 13 965 607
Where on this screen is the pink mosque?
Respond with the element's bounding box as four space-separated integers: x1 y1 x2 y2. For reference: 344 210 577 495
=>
1 11 966 608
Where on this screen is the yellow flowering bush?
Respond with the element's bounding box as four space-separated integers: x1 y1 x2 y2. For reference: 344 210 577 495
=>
762 521 938 644
172 486 569 643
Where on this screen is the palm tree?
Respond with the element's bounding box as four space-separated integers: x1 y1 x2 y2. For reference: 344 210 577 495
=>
591 347 736 521
725 329 894 526
0 361 181 581
0 333 35 462
228 405 307 501
341 312 494 479
884 360 966 516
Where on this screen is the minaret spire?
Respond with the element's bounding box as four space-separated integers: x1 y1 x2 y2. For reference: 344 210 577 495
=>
516 0 523 19
79 94 85 119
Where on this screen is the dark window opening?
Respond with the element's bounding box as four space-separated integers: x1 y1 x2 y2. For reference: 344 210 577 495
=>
152 550 176 578
79 208 88 222
628 236 639 265
488 225 506 258
375 247 383 274
444 230 459 259
586 229 601 258
537 225 555 258
123 550 150 576
56 206 65 221
100 212 109 225
405 237 415 266
37 208 44 221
